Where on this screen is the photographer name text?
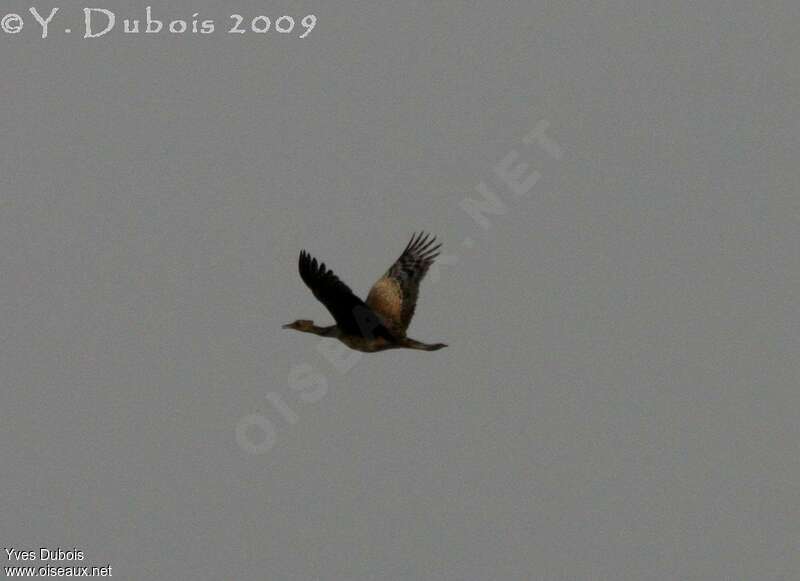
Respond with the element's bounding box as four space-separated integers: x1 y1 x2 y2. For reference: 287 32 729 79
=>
2 6 317 39
4 547 113 577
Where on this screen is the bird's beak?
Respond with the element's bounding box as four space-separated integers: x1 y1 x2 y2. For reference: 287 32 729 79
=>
281 323 293 329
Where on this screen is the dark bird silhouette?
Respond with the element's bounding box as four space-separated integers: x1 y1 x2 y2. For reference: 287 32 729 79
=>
283 233 447 352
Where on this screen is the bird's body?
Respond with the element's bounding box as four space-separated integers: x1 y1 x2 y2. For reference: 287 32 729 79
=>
283 233 447 352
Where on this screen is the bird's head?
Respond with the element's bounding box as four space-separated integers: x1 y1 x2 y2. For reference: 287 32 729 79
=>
282 319 315 332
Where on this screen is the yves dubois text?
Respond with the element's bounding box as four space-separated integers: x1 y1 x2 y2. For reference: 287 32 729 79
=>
2 6 317 39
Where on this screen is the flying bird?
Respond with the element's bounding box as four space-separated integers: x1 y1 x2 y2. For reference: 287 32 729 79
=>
283 232 447 352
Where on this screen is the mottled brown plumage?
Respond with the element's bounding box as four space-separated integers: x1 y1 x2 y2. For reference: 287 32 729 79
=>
366 232 442 336
283 233 446 353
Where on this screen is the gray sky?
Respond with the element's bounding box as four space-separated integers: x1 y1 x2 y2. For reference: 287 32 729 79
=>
1 1 798 579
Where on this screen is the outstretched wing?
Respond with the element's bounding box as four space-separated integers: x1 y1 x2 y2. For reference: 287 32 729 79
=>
298 251 395 340
366 232 442 336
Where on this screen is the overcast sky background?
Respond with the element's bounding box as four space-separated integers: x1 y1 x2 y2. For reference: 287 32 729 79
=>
1 1 798 579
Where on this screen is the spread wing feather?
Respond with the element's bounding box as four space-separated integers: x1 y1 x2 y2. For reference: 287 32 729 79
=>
298 251 395 340
366 232 442 335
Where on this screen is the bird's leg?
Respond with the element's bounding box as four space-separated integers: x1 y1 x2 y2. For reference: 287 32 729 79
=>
400 338 448 351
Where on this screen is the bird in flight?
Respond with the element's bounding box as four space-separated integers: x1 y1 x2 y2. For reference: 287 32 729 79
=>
283 232 447 352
